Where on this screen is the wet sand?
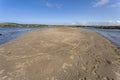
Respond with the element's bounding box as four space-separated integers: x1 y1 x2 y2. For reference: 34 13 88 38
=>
0 27 120 80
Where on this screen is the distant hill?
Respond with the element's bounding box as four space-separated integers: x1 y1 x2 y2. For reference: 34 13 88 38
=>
0 22 120 29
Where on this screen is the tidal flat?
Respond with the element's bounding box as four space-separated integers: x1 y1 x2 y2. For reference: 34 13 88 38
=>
0 27 120 80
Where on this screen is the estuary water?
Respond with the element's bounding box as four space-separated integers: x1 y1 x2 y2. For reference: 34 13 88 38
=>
0 27 40 44
81 28 120 48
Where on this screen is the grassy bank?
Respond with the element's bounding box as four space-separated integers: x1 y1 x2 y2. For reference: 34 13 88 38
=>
0 23 48 27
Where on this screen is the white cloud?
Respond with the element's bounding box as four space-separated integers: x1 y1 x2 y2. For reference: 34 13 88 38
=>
70 22 89 25
116 20 120 23
71 20 120 26
79 22 89 25
55 4 63 9
46 2 62 9
70 22 87 25
108 20 120 25
93 0 110 7
71 22 77 25
111 2 120 7
46 2 53 7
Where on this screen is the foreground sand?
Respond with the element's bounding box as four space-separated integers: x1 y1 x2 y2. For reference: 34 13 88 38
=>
0 28 120 80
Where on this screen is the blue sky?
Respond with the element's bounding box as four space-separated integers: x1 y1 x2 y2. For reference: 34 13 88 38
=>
0 0 120 25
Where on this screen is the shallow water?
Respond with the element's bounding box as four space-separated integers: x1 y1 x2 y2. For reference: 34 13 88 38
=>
81 28 120 48
0 27 40 44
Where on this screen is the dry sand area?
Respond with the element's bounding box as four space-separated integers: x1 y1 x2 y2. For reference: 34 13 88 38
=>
0 27 120 80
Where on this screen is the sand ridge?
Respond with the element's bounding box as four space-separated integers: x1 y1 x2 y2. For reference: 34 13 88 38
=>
0 27 120 80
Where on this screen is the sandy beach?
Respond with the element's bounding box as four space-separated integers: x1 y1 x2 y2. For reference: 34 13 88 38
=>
0 27 120 80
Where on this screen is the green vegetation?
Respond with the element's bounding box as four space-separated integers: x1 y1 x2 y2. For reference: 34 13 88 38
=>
0 22 120 29
85 25 120 29
0 22 48 27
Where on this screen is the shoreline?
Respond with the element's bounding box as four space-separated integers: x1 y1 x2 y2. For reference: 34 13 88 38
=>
0 27 41 44
0 27 120 80
81 28 120 49
96 32 120 50
92 31 120 55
